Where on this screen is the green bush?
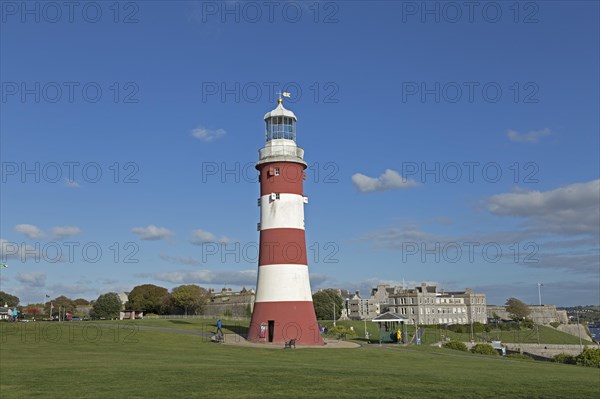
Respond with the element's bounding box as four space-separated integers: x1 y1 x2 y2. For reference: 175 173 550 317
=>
325 326 356 338
521 319 535 329
447 324 464 333
549 322 560 328
497 322 518 331
576 348 600 368
443 341 468 352
553 353 576 365
505 354 533 361
144 313 159 318
472 322 485 333
470 344 499 356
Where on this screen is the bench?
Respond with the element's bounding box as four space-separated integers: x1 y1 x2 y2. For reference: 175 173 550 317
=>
284 339 296 349
211 333 224 344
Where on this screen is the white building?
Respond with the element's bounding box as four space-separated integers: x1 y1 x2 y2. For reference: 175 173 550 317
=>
371 283 487 325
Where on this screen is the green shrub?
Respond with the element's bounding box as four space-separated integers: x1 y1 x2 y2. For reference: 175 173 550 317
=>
470 344 499 356
325 326 356 338
553 353 576 365
472 322 485 333
447 324 465 333
443 341 468 352
498 322 518 331
576 348 600 368
145 313 159 319
505 353 533 361
521 319 535 329
549 322 560 328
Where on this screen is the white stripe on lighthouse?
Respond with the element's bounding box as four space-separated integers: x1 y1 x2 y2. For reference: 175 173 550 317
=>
260 193 305 231
254 264 312 302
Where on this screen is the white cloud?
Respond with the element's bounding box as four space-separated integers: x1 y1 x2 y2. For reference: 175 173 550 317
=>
159 253 201 266
485 179 600 235
190 229 233 245
131 225 175 241
64 178 80 188
51 226 81 239
361 225 449 249
14 224 45 239
48 282 93 297
507 128 551 143
352 169 419 192
472 279 600 307
153 269 257 286
16 272 46 287
191 127 226 142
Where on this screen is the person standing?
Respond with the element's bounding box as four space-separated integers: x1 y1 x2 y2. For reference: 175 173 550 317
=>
7 308 13 321
216 319 223 336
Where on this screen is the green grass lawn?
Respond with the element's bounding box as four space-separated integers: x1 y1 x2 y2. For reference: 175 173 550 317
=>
1 322 599 399
442 325 595 345
95 318 595 345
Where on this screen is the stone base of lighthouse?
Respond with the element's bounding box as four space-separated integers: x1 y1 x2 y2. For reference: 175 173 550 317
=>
247 301 324 346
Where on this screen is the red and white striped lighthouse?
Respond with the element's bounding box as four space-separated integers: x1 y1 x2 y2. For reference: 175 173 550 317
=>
247 97 324 346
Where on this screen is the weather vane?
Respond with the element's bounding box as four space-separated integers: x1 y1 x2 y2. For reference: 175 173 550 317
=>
276 90 291 102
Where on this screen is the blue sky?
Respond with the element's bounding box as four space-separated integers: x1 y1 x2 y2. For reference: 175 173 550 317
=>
1 1 598 307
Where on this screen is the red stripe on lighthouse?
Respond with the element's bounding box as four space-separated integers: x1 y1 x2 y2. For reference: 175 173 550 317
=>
247 301 323 346
259 162 306 196
258 228 307 266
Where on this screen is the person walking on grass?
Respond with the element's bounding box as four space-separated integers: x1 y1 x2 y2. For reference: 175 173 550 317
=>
216 319 223 336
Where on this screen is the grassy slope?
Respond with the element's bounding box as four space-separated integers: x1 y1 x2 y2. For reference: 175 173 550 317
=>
1 323 599 399
94 319 595 345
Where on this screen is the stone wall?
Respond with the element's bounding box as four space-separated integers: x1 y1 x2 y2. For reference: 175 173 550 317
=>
487 304 568 325
503 343 596 358
557 324 593 342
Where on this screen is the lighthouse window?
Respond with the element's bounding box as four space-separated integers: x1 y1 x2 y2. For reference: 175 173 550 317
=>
275 193 280 200
265 117 296 142
274 168 280 176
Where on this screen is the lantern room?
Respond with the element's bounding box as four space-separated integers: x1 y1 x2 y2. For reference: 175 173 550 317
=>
264 98 297 142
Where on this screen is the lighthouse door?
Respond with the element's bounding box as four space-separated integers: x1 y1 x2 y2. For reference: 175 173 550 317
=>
268 320 275 342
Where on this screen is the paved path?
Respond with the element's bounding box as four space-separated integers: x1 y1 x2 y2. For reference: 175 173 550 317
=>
222 334 360 349
93 323 360 349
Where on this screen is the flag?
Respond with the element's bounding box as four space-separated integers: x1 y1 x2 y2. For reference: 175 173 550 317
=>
282 92 291 98
0 263 7 268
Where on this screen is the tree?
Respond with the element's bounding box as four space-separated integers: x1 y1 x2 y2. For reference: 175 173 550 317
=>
73 298 90 306
170 285 210 315
45 296 76 315
127 284 170 314
90 293 122 320
312 289 343 320
505 297 531 321
25 304 43 315
0 291 19 307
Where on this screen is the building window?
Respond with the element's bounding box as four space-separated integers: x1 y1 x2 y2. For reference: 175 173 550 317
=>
275 167 280 176
275 193 280 200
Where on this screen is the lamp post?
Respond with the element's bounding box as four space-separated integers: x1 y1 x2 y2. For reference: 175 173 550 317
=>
333 302 336 327
576 310 583 352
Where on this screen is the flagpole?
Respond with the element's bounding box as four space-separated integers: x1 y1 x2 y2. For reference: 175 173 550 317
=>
537 283 542 306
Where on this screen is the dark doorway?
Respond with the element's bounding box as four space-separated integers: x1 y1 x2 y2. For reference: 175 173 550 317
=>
268 320 275 343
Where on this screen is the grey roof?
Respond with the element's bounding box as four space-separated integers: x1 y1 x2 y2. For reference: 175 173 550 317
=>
372 312 408 322
263 101 297 121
